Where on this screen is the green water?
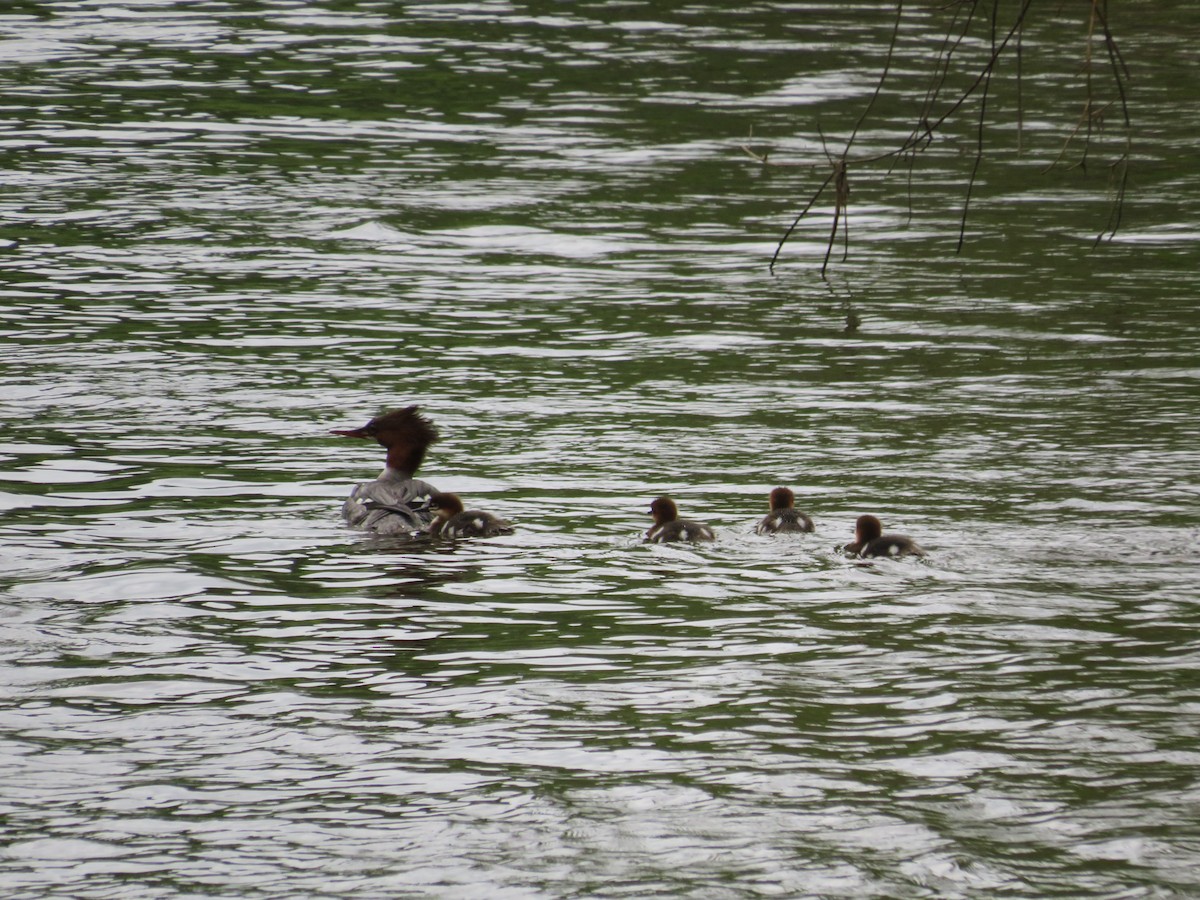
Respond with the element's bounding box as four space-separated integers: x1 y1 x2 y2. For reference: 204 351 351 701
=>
2 2 1198 897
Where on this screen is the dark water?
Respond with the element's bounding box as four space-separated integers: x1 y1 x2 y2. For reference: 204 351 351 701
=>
2 2 1199 897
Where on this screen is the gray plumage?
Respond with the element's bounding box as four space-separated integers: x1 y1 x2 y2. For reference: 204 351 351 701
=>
341 470 438 535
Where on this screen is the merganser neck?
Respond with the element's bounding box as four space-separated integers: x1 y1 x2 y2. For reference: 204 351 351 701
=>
385 443 424 473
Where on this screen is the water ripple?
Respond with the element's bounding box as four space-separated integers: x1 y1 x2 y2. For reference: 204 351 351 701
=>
2 2 1199 898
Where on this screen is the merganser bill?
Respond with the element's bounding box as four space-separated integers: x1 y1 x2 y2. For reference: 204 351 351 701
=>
331 406 440 536
645 496 715 543
427 492 514 540
755 486 815 535
843 514 926 559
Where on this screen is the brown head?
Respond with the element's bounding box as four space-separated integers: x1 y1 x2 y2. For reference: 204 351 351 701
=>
854 514 883 544
331 405 439 473
649 496 680 526
429 492 465 520
769 487 795 511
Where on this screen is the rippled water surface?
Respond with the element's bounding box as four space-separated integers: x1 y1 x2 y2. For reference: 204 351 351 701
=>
3 2 1200 897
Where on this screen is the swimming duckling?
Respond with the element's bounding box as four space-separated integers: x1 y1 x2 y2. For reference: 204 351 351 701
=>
843 514 925 559
646 496 715 543
428 492 514 540
755 487 815 535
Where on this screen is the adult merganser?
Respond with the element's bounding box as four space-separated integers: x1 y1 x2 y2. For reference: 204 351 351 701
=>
843 514 926 559
331 405 440 536
755 486 815 535
427 492 514 540
645 496 715 543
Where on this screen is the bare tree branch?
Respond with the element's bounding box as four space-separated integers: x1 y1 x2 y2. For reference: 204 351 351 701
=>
760 0 1129 271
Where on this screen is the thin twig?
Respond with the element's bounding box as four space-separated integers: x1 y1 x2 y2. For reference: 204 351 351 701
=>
766 0 1127 269
1016 11 1024 154
769 168 837 272
847 0 905 154
957 0 997 251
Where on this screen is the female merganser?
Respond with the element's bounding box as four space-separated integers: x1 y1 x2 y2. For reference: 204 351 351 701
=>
646 496 715 543
843 514 926 559
755 486 815 535
427 492 514 540
331 405 440 536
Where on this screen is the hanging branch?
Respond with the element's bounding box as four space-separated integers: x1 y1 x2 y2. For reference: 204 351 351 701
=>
757 0 1128 272
1095 6 1131 244
894 0 972 221
957 0 999 253
1044 0 1132 244
765 0 906 275
818 127 852 275
768 167 837 272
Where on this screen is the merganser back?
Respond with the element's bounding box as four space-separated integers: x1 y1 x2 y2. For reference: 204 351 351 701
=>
331 405 440 536
428 492 514 540
645 496 715 543
755 486 815 535
843 514 925 559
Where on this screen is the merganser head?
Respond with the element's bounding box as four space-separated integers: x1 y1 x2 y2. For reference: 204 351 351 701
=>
649 496 680 526
769 487 795 511
331 405 439 474
854 514 883 544
429 492 465 521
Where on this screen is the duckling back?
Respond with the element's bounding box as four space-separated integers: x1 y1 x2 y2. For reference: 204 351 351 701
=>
647 520 715 543
440 509 514 540
756 508 814 535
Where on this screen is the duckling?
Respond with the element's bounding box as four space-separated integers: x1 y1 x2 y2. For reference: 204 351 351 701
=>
646 496 715 543
755 487 815 535
843 514 925 559
428 492 514 540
